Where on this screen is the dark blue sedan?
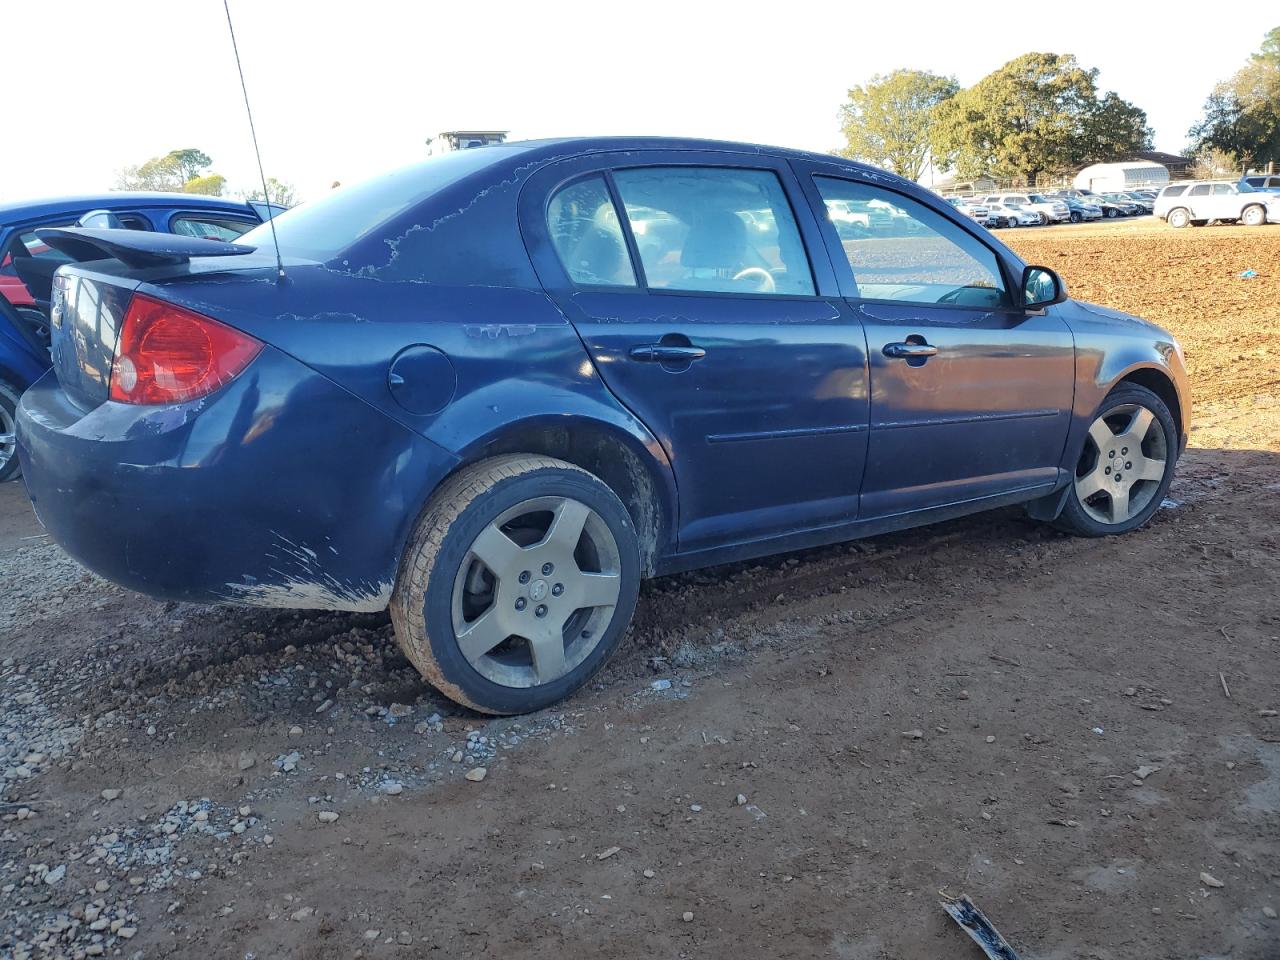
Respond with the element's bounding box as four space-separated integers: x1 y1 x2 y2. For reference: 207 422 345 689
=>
16 137 1189 714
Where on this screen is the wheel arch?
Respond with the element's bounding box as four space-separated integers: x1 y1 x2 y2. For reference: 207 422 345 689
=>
449 414 677 576
1115 365 1183 442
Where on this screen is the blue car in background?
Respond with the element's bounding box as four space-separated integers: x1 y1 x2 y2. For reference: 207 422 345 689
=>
0 192 284 481
0 296 47 481
15 137 1189 714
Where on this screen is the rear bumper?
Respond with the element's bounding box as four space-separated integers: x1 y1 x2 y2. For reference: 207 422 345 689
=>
17 348 457 610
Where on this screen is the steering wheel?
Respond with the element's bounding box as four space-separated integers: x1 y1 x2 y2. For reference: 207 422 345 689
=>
732 266 776 293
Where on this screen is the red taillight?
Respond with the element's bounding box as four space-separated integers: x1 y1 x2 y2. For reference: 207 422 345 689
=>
110 294 262 405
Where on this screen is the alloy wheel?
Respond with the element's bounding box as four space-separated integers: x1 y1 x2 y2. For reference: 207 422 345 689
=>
450 495 622 688
1074 403 1168 525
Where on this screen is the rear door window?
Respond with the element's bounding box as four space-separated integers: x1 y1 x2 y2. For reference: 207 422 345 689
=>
611 167 814 296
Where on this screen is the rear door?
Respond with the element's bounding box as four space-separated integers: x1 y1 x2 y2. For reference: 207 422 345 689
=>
521 151 870 553
793 159 1075 518
1183 183 1213 219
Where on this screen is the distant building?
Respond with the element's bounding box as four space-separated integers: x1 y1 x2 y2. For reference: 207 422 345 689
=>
1073 160 1170 193
1132 151 1193 179
427 130 509 156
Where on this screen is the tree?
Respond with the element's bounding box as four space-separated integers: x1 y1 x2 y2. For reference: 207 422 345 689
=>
243 177 298 208
930 53 1152 185
838 70 959 180
1189 28 1280 172
115 148 224 195
182 174 227 197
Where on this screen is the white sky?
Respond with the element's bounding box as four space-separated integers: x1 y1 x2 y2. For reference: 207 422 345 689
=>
1 1 1263 204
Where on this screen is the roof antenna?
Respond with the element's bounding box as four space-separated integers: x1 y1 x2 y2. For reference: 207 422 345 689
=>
223 0 285 281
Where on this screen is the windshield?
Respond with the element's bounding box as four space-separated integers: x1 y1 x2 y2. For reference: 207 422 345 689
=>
241 147 517 261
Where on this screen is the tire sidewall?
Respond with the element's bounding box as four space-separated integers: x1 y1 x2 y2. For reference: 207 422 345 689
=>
1243 205 1264 226
418 466 640 714
1059 385 1177 536
0 380 21 483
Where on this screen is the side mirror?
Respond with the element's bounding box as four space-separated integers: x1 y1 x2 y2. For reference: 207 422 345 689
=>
77 209 125 229
1022 265 1066 311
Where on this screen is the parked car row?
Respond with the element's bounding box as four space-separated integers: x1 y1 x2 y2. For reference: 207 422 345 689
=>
942 188 1160 229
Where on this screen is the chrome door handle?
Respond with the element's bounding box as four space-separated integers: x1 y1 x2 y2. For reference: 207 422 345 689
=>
883 341 938 359
628 344 707 362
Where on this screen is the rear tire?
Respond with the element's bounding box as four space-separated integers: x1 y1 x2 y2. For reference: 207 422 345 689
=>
390 455 641 714
1054 384 1177 537
1167 208 1190 228
0 380 21 483
1070 211 1082 223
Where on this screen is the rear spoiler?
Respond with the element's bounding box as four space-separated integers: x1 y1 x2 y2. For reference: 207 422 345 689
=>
34 227 257 268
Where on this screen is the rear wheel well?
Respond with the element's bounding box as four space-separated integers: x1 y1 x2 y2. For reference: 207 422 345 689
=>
1117 368 1181 440
471 423 671 576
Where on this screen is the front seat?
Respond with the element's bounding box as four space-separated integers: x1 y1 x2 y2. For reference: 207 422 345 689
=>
680 211 747 291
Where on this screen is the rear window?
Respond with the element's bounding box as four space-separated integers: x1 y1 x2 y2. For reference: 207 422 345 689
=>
1162 185 1187 198
240 148 514 262
171 216 256 241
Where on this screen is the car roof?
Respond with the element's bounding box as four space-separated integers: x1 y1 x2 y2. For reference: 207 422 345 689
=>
0 192 256 225
461 135 904 183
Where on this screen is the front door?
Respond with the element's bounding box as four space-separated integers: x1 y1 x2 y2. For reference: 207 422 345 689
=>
794 160 1075 519
522 154 870 553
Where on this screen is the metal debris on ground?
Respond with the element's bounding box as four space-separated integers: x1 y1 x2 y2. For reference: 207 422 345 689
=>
941 894 1023 960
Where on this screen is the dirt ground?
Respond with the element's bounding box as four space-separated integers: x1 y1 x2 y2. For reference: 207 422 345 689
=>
1 218 1277 960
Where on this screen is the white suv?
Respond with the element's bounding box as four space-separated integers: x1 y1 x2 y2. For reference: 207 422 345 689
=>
1155 180 1280 228
985 193 1070 224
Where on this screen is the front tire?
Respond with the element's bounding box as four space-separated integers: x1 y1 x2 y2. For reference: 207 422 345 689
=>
1054 384 1177 537
1242 204 1266 227
0 381 21 483
390 455 641 714
1070 211 1082 223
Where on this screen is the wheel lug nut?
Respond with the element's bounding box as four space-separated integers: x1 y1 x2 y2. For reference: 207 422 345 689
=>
1121 447 1128 455
552 583 564 597
518 571 530 584
1108 450 1115 458
514 597 527 611
535 604 547 618
541 562 554 576
1105 466 1111 474
1125 461 1132 469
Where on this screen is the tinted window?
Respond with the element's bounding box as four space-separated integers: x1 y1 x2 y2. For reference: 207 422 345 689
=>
545 176 635 287
240 148 513 261
1211 183 1234 195
612 167 814 296
815 177 1008 308
1188 184 1211 196
1163 185 1187 197
171 216 256 241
